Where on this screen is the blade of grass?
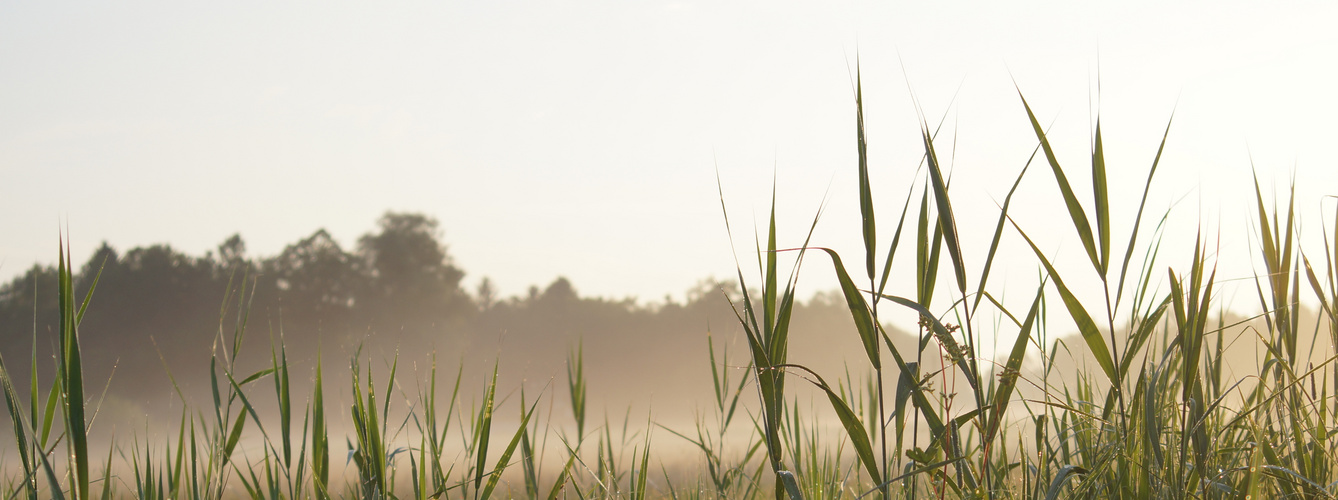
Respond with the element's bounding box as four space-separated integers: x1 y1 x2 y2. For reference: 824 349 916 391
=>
1114 114 1173 308
855 63 877 283
1092 120 1110 273
973 145 1039 311
1017 90 1101 273
1010 218 1118 385
984 280 1045 444
479 397 541 500
777 363 883 489
922 122 967 294
815 248 880 370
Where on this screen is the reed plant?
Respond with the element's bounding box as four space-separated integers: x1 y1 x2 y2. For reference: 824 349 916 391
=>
715 68 1338 500
6 68 1338 499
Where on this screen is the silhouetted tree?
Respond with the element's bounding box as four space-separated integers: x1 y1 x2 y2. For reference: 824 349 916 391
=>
216 234 248 272
0 264 58 344
476 277 497 311
541 277 578 305
2 212 896 416
263 229 363 320
357 212 470 326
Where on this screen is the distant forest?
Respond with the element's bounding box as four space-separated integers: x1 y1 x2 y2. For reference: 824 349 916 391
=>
0 212 891 425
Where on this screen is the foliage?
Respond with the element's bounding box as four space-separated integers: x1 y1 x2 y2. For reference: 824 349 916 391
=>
4 73 1338 500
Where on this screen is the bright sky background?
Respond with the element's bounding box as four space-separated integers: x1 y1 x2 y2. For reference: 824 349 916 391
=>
3 2 1336 317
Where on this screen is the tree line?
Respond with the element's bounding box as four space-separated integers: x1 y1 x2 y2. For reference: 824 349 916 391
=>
0 213 807 412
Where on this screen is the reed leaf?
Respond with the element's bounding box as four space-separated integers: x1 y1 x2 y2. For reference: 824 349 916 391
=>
855 64 877 283
478 397 539 500
1011 219 1118 385
985 280 1044 444
1092 120 1111 273
1017 91 1101 273
780 363 883 488
815 248 880 370
921 121 967 294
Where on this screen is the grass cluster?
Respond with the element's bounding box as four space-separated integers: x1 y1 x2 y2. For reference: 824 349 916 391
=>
3 72 1337 499
718 72 1338 500
1 259 658 500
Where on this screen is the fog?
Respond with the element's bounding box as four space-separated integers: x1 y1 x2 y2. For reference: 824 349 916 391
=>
0 213 946 473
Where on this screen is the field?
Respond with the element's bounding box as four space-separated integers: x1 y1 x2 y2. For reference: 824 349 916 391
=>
4 76 1337 500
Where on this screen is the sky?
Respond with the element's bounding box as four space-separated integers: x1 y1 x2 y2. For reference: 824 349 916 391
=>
3 1 1336 316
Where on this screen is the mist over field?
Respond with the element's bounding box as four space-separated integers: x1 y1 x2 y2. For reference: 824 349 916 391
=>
4 2 1337 498
0 213 913 434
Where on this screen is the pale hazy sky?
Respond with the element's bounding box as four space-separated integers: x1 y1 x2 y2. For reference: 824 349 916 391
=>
3 2 1336 311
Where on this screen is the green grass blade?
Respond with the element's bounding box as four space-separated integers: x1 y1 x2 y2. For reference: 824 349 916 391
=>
1118 297 1170 379
312 352 330 500
1092 119 1110 273
1303 254 1334 319
59 239 90 500
876 323 946 438
0 353 36 500
855 66 877 282
98 439 114 500
985 280 1044 444
876 182 915 299
544 452 578 500
857 457 964 499
222 369 276 446
764 182 778 345
893 360 917 420
222 407 246 466
973 146 1037 311
922 125 967 293
1143 365 1164 469
31 424 68 500
816 248 879 369
1043 465 1088 500
876 293 979 393
634 423 651 500
1245 425 1264 499
770 197 822 372
271 336 293 467
1011 219 1118 384
28 335 39 449
382 354 397 423
777 470 805 500
1115 115 1173 307
479 397 540 500
915 188 945 307
474 362 499 491
568 342 587 438
779 363 883 488
74 258 104 327
708 336 724 411
1017 91 1100 273
39 356 60 449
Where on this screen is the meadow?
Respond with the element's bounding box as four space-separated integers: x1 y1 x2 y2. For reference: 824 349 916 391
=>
4 74 1337 500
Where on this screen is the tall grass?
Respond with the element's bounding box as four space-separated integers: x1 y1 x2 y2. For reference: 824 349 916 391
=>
4 72 1337 499
715 70 1338 500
